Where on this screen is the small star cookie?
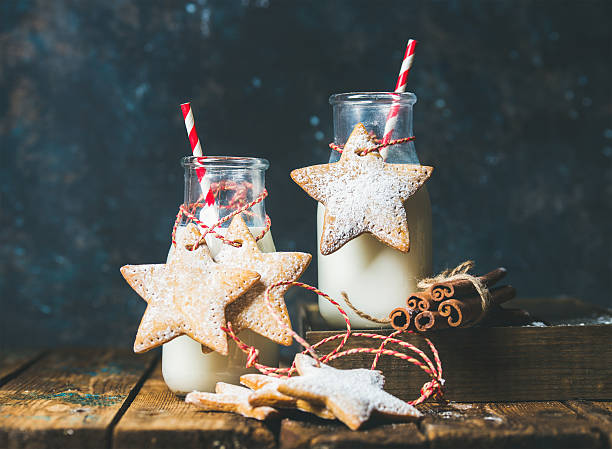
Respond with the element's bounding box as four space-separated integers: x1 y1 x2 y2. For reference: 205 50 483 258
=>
186 382 279 421
240 374 334 420
215 215 311 346
120 224 260 355
291 123 433 255
276 354 423 430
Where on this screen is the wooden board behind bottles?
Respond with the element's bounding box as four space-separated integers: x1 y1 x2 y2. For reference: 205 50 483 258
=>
301 298 612 402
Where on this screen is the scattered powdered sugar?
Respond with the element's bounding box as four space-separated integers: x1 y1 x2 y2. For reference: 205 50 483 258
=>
528 321 547 327
291 123 432 254
438 410 463 419
484 414 504 423
450 402 474 411
554 315 612 326
278 354 422 429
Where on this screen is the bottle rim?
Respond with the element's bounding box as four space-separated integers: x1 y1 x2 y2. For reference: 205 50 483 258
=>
329 92 417 105
181 156 270 170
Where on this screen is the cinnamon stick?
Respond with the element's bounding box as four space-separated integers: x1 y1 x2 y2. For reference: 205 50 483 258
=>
437 299 478 327
406 291 433 312
406 296 419 311
480 306 534 327
429 267 508 301
451 285 516 310
389 307 411 331
414 311 450 332
488 285 516 306
437 285 517 327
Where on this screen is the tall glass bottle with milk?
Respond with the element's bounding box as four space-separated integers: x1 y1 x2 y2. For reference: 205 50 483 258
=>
317 93 432 328
163 156 278 394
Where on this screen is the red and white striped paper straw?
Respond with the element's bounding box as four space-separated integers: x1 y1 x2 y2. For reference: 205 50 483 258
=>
381 39 417 159
180 102 215 206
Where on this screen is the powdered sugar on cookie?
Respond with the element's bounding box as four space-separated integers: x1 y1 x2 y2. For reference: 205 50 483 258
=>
215 215 311 346
291 123 433 255
277 354 423 430
120 224 261 355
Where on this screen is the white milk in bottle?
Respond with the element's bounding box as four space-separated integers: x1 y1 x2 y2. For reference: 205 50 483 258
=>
317 93 433 328
162 157 279 395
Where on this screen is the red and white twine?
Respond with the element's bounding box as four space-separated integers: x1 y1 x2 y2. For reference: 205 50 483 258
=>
222 280 445 405
171 187 270 249
329 136 416 155
173 174 445 406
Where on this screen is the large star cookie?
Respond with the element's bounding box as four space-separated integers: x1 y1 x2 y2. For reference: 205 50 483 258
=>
276 354 423 430
186 382 279 421
240 374 334 420
215 215 311 346
291 123 433 255
120 225 260 355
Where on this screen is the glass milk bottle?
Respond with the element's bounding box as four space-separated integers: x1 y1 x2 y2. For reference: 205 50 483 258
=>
317 93 432 328
163 156 279 395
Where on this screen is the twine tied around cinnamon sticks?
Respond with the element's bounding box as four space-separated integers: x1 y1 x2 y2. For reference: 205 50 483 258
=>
417 260 492 322
389 264 517 333
340 261 503 328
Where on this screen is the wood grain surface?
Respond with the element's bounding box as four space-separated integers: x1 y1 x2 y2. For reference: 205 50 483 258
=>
565 401 612 446
0 348 157 449
0 350 45 387
303 298 612 402
420 401 603 449
112 363 276 449
1 349 611 448
278 418 426 449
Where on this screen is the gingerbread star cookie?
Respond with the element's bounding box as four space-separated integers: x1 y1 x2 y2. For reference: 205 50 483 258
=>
185 382 279 421
240 374 335 420
276 354 423 430
120 224 260 355
291 123 433 255
215 215 311 346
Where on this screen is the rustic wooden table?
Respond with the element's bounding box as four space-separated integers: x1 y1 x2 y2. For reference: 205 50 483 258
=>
0 349 611 449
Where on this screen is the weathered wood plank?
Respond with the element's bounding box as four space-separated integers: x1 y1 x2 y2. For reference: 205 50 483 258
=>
420 401 602 449
0 350 45 387
278 418 426 449
308 325 612 402
0 348 157 449
565 401 612 446
112 364 276 449
304 299 612 402
508 297 612 325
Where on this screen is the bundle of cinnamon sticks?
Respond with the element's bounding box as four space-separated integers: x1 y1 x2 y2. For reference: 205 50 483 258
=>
389 267 531 332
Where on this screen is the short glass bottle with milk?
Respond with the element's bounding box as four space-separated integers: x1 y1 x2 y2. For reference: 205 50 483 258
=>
317 92 432 328
163 156 279 394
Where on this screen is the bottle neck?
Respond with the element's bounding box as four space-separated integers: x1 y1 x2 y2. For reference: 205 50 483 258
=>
181 157 268 228
330 95 420 164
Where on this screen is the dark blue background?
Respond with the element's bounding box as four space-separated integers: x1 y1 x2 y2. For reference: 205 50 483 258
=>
1 0 610 349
